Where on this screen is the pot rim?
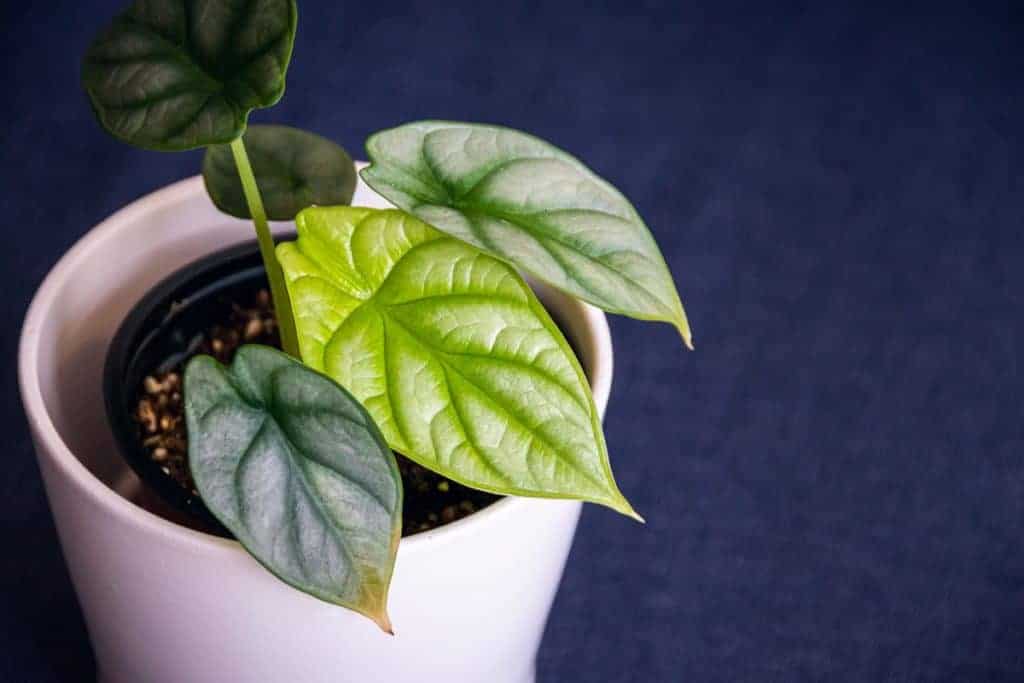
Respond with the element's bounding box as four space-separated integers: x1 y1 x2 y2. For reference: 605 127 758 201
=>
19 174 614 560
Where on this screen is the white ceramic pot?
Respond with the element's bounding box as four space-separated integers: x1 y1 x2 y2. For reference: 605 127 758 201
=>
19 172 613 683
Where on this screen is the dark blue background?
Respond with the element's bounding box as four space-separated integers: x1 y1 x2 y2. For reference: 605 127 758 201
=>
4 1 1023 680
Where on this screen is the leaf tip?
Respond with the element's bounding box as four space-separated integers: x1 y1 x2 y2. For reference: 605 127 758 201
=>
680 326 694 351
604 493 645 523
621 502 646 524
357 164 377 188
374 614 393 634
371 609 394 635
673 311 694 351
357 570 397 635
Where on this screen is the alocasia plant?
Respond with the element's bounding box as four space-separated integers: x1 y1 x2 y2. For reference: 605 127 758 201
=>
84 0 689 632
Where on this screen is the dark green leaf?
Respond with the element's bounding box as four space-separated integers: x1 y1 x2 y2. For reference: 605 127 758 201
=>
361 121 693 348
82 0 297 151
277 207 640 519
202 125 356 220
185 345 401 632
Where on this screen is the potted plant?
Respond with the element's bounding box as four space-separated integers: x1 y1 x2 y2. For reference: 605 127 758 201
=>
19 1 691 681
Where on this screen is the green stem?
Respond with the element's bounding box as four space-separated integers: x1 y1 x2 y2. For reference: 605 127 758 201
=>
230 137 300 358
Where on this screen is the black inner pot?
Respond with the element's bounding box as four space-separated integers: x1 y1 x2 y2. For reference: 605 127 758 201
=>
109 239 553 537
105 241 273 534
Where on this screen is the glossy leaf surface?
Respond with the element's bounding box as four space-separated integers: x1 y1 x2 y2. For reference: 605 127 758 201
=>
277 207 638 518
185 345 401 632
203 125 356 220
361 121 692 347
82 0 297 151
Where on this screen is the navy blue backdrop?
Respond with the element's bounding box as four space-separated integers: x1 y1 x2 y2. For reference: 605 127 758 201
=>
3 1 1023 680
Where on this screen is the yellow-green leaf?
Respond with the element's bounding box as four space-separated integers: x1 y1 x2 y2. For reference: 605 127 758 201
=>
277 207 639 518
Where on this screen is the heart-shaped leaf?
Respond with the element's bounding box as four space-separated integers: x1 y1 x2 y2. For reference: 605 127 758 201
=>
360 121 692 348
82 0 297 151
276 207 639 519
185 345 401 632
203 125 357 220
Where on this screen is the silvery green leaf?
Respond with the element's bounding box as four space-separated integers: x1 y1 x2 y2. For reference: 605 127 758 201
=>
185 345 401 632
361 121 692 347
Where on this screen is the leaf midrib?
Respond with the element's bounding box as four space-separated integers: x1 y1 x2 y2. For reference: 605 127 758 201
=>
315 225 601 479
397 143 678 318
378 311 607 494
118 13 223 88
271 405 393 516
456 205 678 318
381 300 589 414
103 5 287 117
213 385 361 596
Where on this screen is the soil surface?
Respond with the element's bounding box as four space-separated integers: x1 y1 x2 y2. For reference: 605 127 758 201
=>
134 288 500 537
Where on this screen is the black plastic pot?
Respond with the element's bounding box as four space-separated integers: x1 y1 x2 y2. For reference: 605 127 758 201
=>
104 239 278 534
106 238 577 536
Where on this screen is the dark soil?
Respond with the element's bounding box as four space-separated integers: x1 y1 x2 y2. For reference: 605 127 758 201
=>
134 288 500 537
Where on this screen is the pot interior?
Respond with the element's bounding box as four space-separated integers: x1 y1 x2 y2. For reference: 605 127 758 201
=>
103 240 588 537
105 242 273 531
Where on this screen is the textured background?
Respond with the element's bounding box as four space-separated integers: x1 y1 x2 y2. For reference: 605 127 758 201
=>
3 1 1023 680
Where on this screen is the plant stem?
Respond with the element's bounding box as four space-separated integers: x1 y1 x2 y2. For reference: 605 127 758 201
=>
229 137 300 358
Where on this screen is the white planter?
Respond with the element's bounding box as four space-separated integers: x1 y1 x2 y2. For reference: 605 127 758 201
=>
18 173 613 683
